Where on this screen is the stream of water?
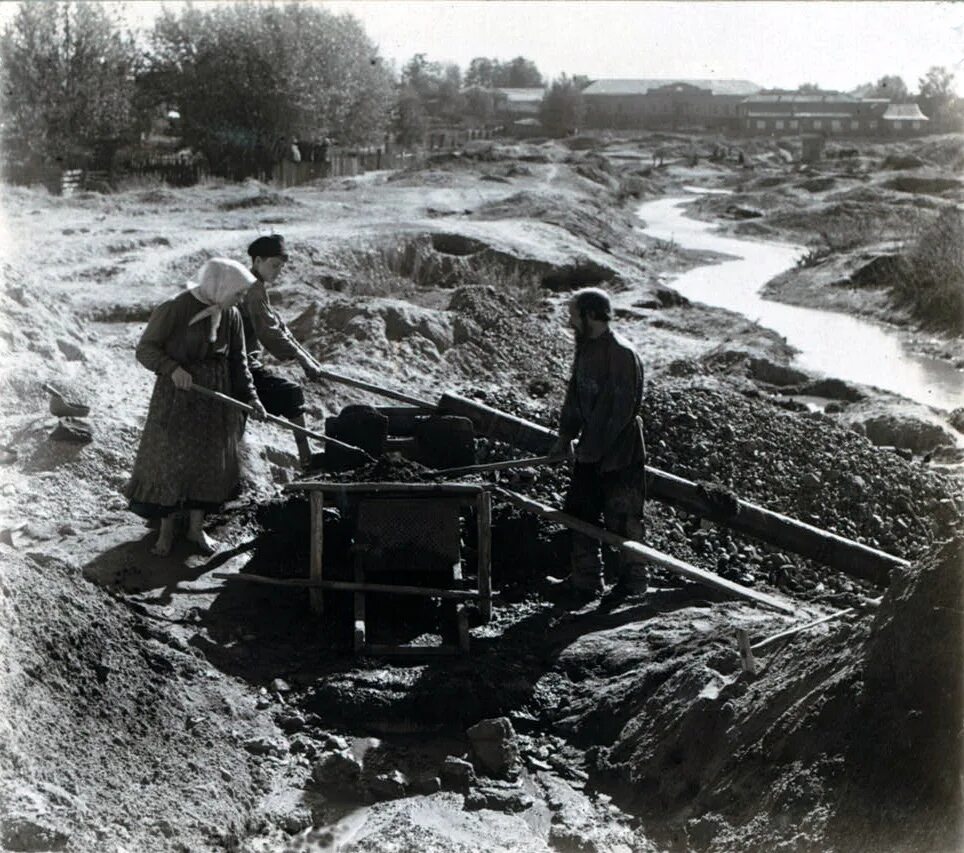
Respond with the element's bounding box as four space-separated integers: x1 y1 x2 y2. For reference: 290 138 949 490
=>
636 196 964 413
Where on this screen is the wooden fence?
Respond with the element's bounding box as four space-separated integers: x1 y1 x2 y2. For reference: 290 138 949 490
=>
3 131 488 194
274 146 419 188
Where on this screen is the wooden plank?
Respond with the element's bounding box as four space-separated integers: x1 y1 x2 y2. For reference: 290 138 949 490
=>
309 492 324 614
212 572 485 600
437 394 906 585
477 490 493 622
495 487 797 616
285 481 485 496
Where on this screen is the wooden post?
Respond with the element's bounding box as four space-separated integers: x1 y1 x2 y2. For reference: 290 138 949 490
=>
477 490 492 622
495 487 797 615
309 492 324 614
457 605 471 653
353 558 367 653
737 629 758 674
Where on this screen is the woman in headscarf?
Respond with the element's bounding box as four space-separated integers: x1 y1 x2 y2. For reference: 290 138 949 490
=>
125 257 267 556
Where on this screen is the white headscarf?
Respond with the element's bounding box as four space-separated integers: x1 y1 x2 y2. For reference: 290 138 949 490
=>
187 258 257 342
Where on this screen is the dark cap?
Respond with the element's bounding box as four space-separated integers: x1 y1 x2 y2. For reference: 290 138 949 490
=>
247 234 288 260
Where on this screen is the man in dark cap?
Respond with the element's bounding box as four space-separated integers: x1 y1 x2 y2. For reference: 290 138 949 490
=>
241 234 323 467
550 287 648 603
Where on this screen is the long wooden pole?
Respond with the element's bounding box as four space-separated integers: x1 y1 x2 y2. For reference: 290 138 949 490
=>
495 487 797 615
212 571 484 600
190 384 372 459
439 392 906 586
751 607 856 652
309 365 435 409
643 468 908 585
431 454 564 477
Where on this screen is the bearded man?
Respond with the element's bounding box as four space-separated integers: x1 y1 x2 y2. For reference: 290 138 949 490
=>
550 287 648 602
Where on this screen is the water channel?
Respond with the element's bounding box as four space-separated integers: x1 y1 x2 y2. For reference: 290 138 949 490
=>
636 195 964 413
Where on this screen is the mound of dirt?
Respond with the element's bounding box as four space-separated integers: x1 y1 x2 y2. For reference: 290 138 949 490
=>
0 263 93 406
644 378 957 560
218 189 300 211
857 534 963 817
884 174 962 195
0 549 267 852
471 189 636 253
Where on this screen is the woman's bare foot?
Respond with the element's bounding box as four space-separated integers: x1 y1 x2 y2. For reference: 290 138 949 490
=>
186 510 218 555
151 516 176 557
186 529 219 555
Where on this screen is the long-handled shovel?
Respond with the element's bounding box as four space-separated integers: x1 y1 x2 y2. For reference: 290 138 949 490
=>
190 384 375 463
431 453 566 478
307 362 435 409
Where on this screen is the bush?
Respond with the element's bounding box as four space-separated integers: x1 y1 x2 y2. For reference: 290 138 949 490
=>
891 207 964 331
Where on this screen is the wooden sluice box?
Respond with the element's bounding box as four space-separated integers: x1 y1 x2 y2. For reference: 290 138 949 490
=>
284 481 492 656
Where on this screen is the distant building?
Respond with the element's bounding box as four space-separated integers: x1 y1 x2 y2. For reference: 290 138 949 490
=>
494 88 545 120
740 92 891 135
881 103 930 134
582 78 762 129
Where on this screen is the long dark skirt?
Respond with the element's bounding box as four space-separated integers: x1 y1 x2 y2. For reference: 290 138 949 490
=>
125 360 245 519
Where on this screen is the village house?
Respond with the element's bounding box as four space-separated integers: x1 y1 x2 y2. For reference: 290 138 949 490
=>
881 102 931 134
739 91 930 136
494 87 545 118
581 79 762 130
493 87 546 136
740 92 887 135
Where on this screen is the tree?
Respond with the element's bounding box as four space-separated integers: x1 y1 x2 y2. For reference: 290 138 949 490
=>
540 75 584 137
393 87 428 146
144 3 394 174
917 65 957 123
463 85 495 124
464 55 543 88
499 56 543 88
868 75 910 101
465 57 496 88
796 82 823 94
0 1 141 166
399 54 464 121
851 75 911 101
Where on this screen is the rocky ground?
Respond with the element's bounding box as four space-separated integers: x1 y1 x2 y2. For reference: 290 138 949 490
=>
0 133 961 852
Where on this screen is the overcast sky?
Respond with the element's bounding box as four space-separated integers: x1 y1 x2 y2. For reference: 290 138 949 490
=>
3 1 963 94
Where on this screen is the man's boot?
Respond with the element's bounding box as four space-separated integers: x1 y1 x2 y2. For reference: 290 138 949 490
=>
564 533 603 607
609 560 649 599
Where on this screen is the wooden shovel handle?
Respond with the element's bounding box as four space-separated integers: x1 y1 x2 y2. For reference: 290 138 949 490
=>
190 384 373 459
